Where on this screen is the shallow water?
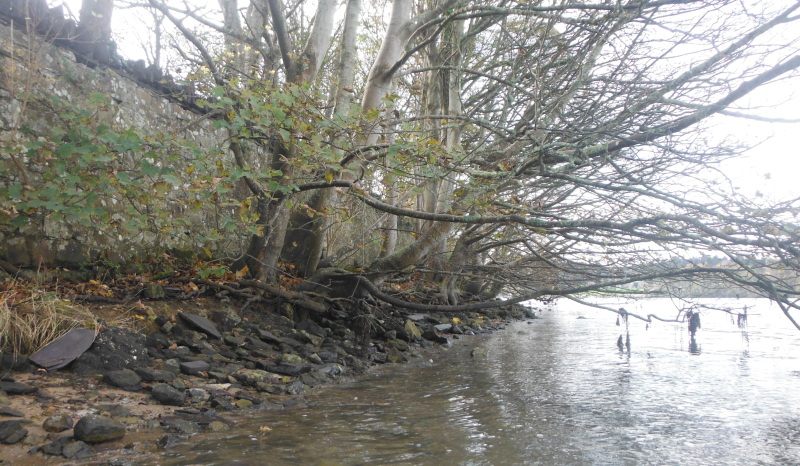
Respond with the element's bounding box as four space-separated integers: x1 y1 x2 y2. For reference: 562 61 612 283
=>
155 298 800 465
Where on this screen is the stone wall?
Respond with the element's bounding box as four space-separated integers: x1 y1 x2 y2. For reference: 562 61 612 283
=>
0 21 250 268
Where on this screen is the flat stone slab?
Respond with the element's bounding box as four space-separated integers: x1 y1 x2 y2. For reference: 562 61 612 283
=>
256 329 281 344
0 381 37 395
29 327 96 371
178 313 222 339
0 407 24 417
179 360 210 376
406 313 429 322
273 363 312 377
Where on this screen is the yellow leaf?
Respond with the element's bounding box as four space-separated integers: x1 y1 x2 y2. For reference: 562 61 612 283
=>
235 266 249 279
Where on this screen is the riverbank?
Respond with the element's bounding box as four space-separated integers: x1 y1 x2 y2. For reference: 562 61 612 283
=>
0 295 536 464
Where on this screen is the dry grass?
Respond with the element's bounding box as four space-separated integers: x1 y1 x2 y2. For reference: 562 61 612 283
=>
0 283 105 355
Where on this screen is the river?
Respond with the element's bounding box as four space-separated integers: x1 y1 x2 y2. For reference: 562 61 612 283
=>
157 298 800 465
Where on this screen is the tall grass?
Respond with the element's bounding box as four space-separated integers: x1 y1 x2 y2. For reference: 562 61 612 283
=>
0 286 99 355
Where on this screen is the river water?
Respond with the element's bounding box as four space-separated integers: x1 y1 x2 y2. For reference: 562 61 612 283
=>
159 298 800 465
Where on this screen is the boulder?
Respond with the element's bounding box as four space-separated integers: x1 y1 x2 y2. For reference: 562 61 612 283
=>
61 440 95 459
297 330 324 347
103 369 142 391
0 381 36 395
72 328 151 375
151 383 186 406
470 348 487 358
43 414 74 433
274 363 312 377
0 407 24 417
256 329 282 344
178 313 222 339
0 353 30 372
134 367 176 383
422 328 449 345
0 420 27 444
404 320 422 340
231 369 282 387
73 415 125 443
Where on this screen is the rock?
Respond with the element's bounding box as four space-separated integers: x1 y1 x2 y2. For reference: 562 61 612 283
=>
142 284 166 299
0 381 37 395
157 434 188 449
0 407 24 417
280 353 304 365
297 330 324 347
235 399 253 409
33 436 71 456
207 420 229 432
274 363 312 377
211 308 243 332
256 329 282 344
178 313 222 339
404 320 422 340
223 335 246 347
421 328 449 345
434 323 453 333
299 370 328 387
317 351 338 363
164 358 181 374
386 347 406 363
73 415 125 443
0 420 28 444
470 348 487 358
407 313 429 322
103 369 143 391
134 367 176 382
28 327 96 371
210 397 237 411
235 391 263 405
187 388 209 402
0 353 30 372
296 319 327 338
61 440 95 459
318 363 345 378
160 418 202 434
97 404 133 418
180 360 210 376
391 339 409 352
43 414 74 433
72 327 151 375
151 383 185 406
145 331 171 349
231 369 282 387
285 380 306 395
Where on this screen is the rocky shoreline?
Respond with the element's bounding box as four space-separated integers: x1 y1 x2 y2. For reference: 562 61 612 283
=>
0 298 535 464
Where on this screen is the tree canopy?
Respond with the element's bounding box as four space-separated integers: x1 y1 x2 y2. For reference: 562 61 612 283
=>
6 0 800 328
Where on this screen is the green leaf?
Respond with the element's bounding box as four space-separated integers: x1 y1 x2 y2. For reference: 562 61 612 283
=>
162 174 181 186
140 159 160 176
10 215 28 228
7 183 24 200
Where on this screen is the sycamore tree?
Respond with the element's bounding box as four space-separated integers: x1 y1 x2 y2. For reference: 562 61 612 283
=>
129 0 800 327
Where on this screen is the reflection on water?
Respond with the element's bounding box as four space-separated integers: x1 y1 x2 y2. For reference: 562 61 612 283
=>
159 298 800 465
